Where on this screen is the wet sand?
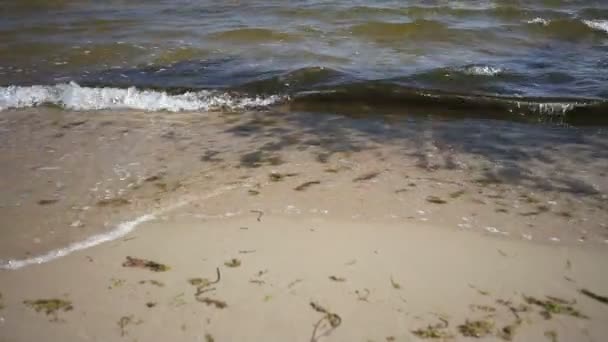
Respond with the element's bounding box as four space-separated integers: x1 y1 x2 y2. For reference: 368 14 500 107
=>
1 108 608 340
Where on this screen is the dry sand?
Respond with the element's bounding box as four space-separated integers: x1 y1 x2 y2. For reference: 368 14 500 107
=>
1 108 607 341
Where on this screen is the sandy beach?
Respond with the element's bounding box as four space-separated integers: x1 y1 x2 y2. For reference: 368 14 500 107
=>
1 108 608 341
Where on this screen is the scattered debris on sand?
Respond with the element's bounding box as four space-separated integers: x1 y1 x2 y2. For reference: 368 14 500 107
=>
138 280 165 287
122 256 170 272
24 299 73 320
108 278 126 290
288 279 303 289
390 277 402 290
97 197 130 207
329 276 346 282
426 196 447 204
197 297 227 309
469 284 490 296
189 267 221 302
37 199 59 205
118 315 142 336
353 172 380 182
356 289 370 302
412 318 452 339
470 304 496 313
524 295 587 319
146 302 157 308
579 288 608 305
310 302 342 341
449 190 466 198
250 210 264 221
294 181 321 191
458 319 494 338
224 259 241 268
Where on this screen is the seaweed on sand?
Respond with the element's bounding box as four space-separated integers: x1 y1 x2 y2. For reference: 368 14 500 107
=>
579 288 608 305
37 199 59 205
118 315 142 336
426 196 448 204
190 267 222 302
198 297 227 309
329 276 346 282
294 181 321 191
310 302 342 342
390 277 401 290
224 258 241 268
97 197 130 207
458 319 494 338
139 280 165 287
24 299 73 320
355 289 370 302
523 295 587 319
122 256 170 272
250 210 264 221
353 172 380 182
412 318 452 339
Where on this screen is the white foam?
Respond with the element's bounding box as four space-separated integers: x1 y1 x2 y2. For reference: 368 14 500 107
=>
0 184 238 270
527 17 550 26
0 82 284 112
583 20 608 34
462 65 503 76
0 214 154 270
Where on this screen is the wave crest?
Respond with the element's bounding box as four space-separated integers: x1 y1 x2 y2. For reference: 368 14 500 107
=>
0 82 284 112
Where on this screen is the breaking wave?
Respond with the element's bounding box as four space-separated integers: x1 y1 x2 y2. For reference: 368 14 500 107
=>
0 82 285 112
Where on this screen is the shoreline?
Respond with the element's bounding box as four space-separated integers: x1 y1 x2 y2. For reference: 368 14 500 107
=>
1 214 607 341
1 107 607 340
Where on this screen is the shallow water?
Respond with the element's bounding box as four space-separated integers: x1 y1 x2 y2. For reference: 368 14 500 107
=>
1 0 608 123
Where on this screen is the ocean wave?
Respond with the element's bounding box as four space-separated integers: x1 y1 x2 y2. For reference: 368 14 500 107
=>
527 17 550 26
0 82 284 112
583 20 608 34
461 65 504 76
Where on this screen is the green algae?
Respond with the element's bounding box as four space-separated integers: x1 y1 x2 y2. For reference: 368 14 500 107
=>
412 319 452 339
24 299 73 315
523 295 587 319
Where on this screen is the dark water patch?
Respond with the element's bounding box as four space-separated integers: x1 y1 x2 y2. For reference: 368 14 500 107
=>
208 28 302 43
348 20 451 42
290 83 608 125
